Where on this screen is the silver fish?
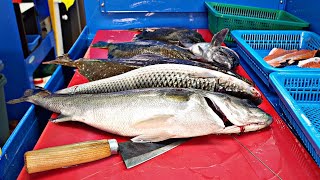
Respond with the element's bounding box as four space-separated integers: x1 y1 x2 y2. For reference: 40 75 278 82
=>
56 64 262 104
182 28 240 70
8 88 272 142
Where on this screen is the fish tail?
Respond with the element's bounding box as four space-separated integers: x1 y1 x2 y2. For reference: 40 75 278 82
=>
43 54 77 67
91 41 110 49
7 88 51 104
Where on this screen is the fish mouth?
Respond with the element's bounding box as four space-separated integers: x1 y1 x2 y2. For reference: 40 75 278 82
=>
204 97 272 134
221 120 272 134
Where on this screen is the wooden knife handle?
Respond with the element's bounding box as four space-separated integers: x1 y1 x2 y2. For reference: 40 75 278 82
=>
25 139 118 174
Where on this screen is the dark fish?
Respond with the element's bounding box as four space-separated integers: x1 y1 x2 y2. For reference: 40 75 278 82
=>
92 40 196 60
111 54 252 85
132 27 205 45
43 54 136 81
45 54 253 85
185 28 240 70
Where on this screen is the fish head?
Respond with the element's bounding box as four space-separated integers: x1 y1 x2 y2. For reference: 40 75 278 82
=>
211 73 262 105
203 46 240 70
203 92 272 133
243 86 262 105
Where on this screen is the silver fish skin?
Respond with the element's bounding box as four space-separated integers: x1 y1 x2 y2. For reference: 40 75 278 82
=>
7 88 272 142
56 64 262 104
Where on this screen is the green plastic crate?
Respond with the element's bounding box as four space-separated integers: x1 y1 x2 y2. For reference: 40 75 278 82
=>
205 2 310 42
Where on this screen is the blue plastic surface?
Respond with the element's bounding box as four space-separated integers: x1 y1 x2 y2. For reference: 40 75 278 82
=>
4 31 55 121
0 60 3 72
101 0 280 13
269 72 320 166
0 65 66 180
231 30 320 87
84 0 283 36
0 0 56 121
26 35 41 52
286 0 320 36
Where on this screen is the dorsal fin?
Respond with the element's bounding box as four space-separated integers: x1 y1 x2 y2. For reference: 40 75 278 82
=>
210 28 229 47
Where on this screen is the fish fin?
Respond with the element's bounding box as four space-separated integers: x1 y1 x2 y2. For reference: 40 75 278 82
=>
198 46 205 55
43 54 76 67
131 133 173 143
133 115 174 129
167 40 180 45
132 115 175 143
164 94 190 102
50 114 75 123
7 97 28 104
210 28 229 47
91 41 109 48
189 71 216 79
179 42 193 48
7 88 51 104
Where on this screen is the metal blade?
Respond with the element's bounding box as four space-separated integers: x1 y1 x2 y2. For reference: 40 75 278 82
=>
119 138 189 168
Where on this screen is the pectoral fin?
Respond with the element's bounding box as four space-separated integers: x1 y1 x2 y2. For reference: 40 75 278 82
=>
132 115 175 143
190 71 217 79
133 115 174 129
210 28 229 47
50 114 77 123
131 133 174 143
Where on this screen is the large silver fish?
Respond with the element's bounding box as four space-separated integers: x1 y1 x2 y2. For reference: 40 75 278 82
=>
8 88 272 142
56 64 262 104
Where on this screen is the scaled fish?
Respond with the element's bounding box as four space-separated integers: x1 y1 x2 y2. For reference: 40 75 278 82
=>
45 54 253 84
8 88 272 142
56 64 262 105
182 28 240 70
92 40 196 60
132 27 205 44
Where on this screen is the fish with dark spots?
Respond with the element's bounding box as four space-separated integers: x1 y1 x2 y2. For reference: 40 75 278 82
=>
45 54 253 85
43 54 136 81
132 27 205 45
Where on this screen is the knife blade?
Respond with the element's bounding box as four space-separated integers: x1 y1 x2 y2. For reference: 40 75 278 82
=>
24 138 188 174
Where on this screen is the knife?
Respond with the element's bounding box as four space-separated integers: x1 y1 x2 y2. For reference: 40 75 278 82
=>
24 138 187 174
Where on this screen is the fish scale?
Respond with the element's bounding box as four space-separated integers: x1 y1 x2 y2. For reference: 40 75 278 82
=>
56 64 261 104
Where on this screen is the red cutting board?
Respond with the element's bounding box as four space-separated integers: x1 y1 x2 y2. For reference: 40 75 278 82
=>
18 30 320 180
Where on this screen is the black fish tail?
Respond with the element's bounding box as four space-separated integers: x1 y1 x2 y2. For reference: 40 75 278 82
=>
7 88 51 104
